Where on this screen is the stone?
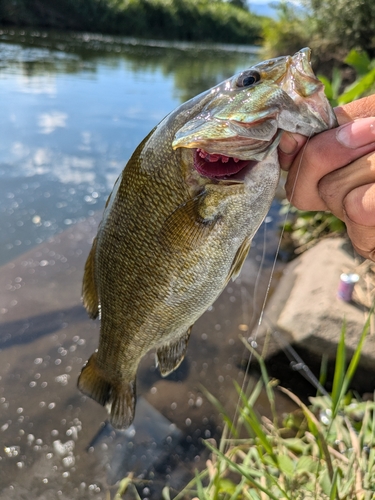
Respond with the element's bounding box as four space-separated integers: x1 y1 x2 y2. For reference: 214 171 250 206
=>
252 238 374 375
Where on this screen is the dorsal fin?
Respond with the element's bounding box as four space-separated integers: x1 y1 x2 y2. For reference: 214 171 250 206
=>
156 327 192 376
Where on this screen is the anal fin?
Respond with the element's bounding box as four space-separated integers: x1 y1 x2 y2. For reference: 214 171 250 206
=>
82 237 100 319
77 352 136 429
156 327 192 376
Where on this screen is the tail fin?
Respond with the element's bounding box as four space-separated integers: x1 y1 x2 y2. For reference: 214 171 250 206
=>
77 353 136 429
106 379 136 429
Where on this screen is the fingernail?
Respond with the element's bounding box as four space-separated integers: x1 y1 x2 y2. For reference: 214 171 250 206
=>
336 117 375 149
279 132 298 155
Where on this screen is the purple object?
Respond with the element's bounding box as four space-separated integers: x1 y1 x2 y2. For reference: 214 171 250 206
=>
337 273 359 302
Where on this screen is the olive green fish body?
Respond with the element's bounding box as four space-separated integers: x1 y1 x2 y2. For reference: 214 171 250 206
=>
78 48 337 428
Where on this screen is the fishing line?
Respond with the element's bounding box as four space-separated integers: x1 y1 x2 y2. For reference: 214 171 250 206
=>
228 216 269 437
255 134 313 339
253 133 313 340
251 215 269 332
265 322 329 397
229 134 314 444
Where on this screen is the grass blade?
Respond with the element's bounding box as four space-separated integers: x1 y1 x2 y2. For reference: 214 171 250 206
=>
280 386 334 481
332 310 372 418
318 353 328 396
329 467 339 500
240 337 277 420
173 470 209 500
204 440 282 500
238 406 276 460
195 469 209 500
200 385 238 438
331 322 347 413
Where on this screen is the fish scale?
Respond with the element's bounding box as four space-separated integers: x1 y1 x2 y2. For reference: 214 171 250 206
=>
78 48 337 428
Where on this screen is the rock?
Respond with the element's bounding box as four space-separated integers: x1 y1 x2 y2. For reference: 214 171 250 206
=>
251 238 374 379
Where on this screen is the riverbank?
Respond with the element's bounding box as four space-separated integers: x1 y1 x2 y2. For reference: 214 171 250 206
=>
0 0 263 45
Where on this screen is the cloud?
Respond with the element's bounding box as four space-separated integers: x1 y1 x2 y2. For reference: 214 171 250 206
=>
38 111 68 134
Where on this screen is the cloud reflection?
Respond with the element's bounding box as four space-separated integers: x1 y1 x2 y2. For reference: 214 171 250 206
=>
56 156 95 185
38 111 68 134
16 75 57 96
9 144 99 185
11 142 30 158
34 148 52 165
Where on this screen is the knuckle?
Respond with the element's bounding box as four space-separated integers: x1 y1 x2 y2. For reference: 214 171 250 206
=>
343 191 363 224
343 184 375 226
352 241 374 261
317 174 338 204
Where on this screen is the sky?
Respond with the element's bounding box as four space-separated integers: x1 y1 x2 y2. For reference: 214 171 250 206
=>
247 0 302 18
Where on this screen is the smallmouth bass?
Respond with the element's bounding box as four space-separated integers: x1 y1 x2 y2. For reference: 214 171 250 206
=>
78 48 336 428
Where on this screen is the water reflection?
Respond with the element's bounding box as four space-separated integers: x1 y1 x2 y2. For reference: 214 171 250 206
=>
0 28 260 100
0 30 293 499
0 28 260 267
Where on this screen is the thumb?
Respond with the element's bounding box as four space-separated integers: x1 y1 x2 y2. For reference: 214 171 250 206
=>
278 132 308 171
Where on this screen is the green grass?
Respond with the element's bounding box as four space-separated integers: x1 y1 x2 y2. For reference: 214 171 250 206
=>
280 202 347 255
170 313 374 499
114 313 374 499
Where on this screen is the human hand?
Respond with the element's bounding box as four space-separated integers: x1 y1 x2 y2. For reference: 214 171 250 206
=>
278 96 375 260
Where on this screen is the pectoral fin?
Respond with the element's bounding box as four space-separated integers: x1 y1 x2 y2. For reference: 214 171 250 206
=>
226 238 252 285
156 327 192 376
159 185 240 253
82 237 100 319
158 195 216 253
77 352 136 429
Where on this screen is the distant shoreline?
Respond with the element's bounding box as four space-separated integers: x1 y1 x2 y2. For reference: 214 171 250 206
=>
0 0 263 46
0 27 262 54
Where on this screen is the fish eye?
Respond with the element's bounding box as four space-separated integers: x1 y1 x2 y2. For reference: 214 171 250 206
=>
236 70 261 88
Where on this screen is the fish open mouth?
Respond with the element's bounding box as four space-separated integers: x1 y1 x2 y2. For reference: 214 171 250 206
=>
194 148 255 179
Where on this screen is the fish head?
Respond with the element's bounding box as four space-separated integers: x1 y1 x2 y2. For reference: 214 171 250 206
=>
172 48 337 180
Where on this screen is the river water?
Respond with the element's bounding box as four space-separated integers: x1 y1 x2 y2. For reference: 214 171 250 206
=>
0 29 294 499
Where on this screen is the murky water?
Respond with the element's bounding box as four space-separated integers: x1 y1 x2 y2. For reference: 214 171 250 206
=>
0 29 295 499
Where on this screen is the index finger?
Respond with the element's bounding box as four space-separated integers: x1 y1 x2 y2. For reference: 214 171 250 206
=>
285 118 375 210
335 96 375 124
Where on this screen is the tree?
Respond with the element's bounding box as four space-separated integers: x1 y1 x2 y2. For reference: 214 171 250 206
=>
306 0 375 58
228 0 248 10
